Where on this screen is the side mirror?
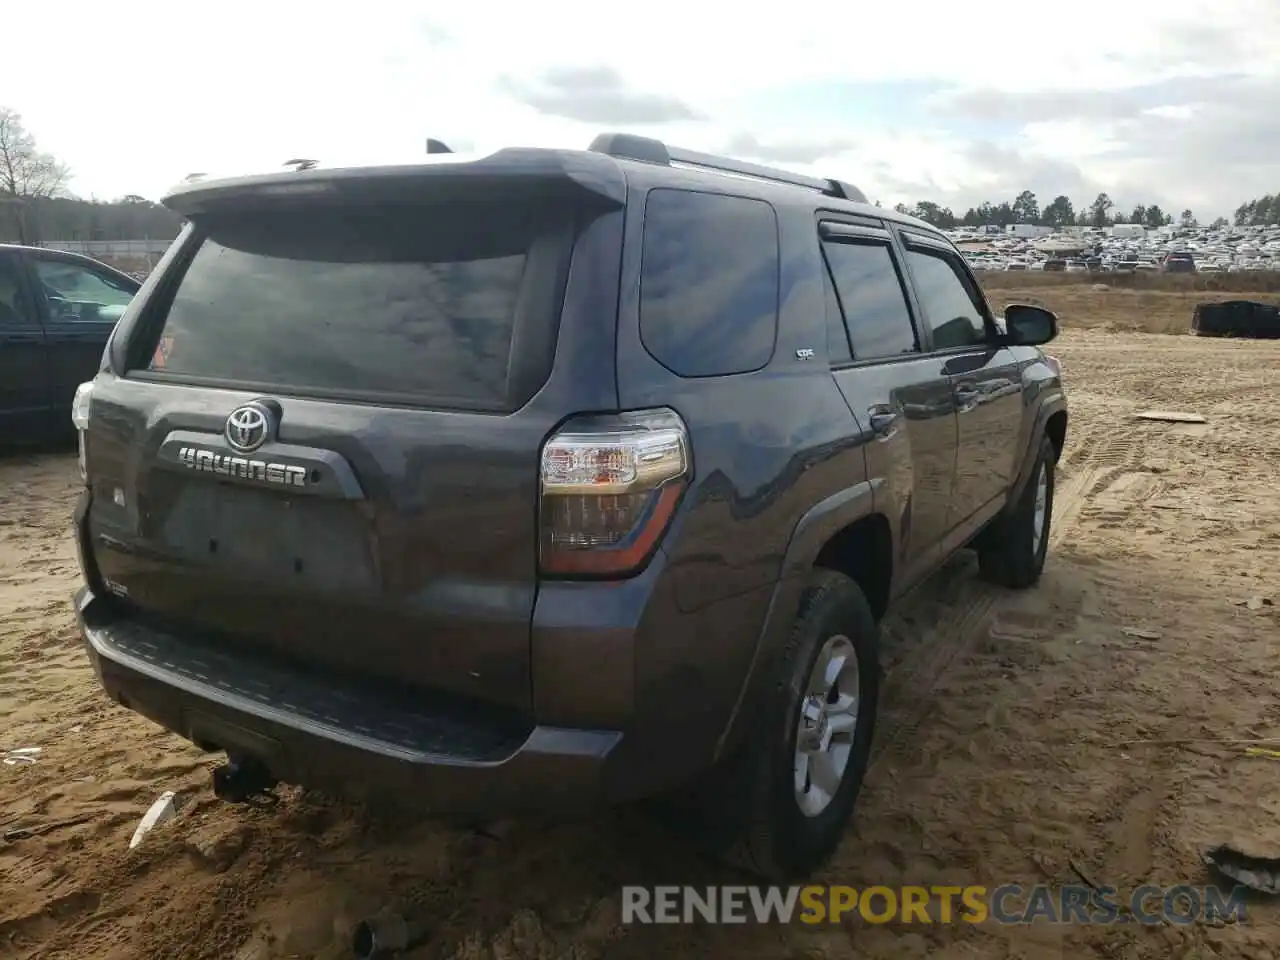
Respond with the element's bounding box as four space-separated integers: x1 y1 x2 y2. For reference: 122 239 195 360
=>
1002 304 1059 346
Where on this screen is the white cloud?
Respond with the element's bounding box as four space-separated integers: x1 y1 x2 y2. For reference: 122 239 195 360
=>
2 0 1278 218
1143 106 1196 121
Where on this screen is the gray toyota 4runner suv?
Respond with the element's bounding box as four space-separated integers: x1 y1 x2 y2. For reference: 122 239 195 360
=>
71 133 1067 879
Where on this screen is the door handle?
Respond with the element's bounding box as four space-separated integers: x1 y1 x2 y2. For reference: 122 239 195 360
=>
954 386 980 411
867 407 899 438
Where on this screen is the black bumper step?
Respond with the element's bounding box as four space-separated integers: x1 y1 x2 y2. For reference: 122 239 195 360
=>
79 597 530 763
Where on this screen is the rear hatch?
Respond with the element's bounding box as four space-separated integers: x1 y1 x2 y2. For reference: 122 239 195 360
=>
82 155 625 717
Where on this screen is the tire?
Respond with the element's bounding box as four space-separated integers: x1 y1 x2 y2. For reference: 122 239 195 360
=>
680 570 880 880
977 434 1055 588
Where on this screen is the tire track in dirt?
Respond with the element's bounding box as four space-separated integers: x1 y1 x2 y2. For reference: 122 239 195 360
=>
869 431 1132 767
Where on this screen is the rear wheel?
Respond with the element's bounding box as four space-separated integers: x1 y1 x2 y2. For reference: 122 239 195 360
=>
684 570 880 879
977 435 1055 588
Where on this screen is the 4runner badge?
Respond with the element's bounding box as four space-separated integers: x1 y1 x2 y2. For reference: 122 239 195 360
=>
176 446 309 488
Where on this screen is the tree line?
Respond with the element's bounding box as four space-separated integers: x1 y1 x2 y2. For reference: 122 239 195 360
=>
890 191 1239 232
1233 194 1280 227
895 190 1280 232
0 106 182 244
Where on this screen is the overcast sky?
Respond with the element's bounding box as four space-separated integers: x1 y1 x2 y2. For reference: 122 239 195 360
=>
4 0 1278 220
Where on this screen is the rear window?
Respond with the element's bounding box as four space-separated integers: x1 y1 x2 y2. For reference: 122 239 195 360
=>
141 201 575 408
639 189 779 378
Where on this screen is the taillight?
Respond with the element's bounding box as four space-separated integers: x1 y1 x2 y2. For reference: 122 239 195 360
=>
539 408 691 577
71 381 95 484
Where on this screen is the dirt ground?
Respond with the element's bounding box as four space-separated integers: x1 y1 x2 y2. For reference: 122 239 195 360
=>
981 277 1280 337
3 287 1280 959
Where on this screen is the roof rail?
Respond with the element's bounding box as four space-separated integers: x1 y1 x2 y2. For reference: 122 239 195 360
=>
426 138 453 154
587 132 867 204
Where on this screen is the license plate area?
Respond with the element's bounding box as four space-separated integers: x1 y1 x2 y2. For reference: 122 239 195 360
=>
158 480 376 590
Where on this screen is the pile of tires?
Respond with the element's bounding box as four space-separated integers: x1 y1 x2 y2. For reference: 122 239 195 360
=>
1191 300 1280 339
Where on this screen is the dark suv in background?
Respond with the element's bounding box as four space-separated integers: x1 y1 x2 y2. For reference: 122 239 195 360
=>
1 244 140 444
1163 251 1196 273
71 133 1067 879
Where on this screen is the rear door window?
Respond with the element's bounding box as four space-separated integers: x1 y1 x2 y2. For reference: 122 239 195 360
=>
140 201 575 409
639 189 779 377
823 265 853 364
821 238 919 360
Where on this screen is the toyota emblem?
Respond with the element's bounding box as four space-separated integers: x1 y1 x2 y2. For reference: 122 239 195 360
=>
225 403 273 453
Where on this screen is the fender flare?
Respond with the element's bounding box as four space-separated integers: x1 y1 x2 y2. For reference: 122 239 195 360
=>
712 479 878 761
1009 393 1067 506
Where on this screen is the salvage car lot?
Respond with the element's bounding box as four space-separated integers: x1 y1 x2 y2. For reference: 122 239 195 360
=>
3 319 1280 959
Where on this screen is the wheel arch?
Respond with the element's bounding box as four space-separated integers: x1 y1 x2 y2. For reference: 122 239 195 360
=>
1044 409 1068 462
1010 398 1067 505
812 513 893 622
713 481 890 760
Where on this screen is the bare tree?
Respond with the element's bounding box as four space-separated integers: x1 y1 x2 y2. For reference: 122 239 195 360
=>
0 107 71 244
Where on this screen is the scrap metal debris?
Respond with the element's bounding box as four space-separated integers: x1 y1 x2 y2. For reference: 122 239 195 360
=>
3 813 95 842
130 791 180 849
1204 845 1280 895
1134 411 1208 424
1122 627 1163 641
351 913 431 959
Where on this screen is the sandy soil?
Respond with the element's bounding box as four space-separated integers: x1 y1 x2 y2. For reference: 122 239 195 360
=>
986 284 1280 337
4 297 1280 959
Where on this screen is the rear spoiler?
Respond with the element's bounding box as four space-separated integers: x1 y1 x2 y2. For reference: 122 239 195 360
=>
161 148 628 216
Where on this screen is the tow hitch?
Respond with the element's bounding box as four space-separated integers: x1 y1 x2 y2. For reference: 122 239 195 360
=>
211 755 279 804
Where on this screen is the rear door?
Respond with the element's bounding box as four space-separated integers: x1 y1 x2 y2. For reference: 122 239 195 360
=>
897 232 1024 533
26 251 138 419
819 220 959 588
84 189 620 716
0 250 51 442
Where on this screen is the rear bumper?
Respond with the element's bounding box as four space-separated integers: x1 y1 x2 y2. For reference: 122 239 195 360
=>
74 586 626 815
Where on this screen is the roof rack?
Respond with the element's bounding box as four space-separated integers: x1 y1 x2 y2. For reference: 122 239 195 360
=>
588 132 867 204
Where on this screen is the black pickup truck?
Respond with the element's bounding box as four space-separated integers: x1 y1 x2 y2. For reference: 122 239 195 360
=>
0 244 140 443
70 134 1067 879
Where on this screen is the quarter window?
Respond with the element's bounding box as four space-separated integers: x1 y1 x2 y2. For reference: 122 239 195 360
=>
640 189 779 377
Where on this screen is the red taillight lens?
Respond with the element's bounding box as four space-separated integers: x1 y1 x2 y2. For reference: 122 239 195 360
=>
539 408 690 578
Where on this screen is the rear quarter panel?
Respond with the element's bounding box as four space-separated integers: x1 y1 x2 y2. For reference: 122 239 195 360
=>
614 180 874 774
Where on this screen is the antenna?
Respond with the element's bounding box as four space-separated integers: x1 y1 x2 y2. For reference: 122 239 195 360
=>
284 158 319 171
426 138 453 154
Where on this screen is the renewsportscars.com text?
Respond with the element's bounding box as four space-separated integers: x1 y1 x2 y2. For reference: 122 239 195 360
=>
621 884 1249 926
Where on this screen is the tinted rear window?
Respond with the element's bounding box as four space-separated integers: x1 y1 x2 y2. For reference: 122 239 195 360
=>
821 240 918 360
143 201 574 408
639 189 779 377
